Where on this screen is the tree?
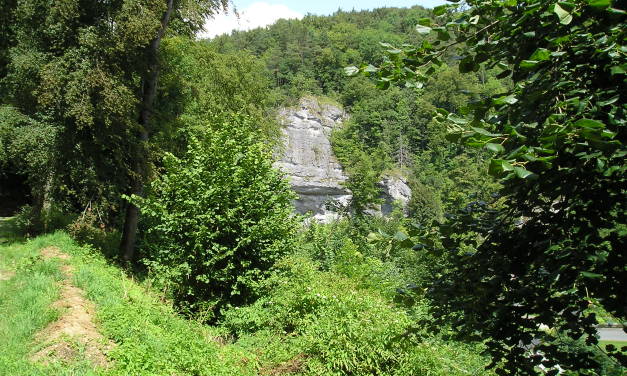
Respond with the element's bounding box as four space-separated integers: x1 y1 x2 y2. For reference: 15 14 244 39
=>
0 0 227 259
0 106 56 219
153 36 280 156
350 0 626 374
131 115 297 320
118 0 228 261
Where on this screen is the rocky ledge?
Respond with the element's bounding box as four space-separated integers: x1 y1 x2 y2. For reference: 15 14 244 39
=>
274 97 411 222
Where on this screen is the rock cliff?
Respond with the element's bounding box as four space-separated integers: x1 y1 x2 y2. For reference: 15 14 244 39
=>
273 97 351 222
274 97 411 222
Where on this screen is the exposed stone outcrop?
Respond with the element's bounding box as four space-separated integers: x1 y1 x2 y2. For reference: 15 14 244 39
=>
274 97 412 222
273 97 351 223
379 176 412 216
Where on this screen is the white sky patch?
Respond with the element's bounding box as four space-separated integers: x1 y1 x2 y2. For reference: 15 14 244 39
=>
198 2 303 39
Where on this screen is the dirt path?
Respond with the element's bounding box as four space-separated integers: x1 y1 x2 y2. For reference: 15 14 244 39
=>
31 246 113 368
0 269 15 281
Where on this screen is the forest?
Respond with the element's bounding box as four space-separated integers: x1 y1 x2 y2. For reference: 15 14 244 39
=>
0 1 625 375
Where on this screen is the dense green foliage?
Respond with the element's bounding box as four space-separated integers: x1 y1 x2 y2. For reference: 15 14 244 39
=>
132 116 297 318
211 7 503 219
0 227 497 375
0 107 56 219
1 0 157 217
0 0 229 253
1 2 624 375
354 0 626 374
155 36 281 154
223 255 491 376
210 7 432 99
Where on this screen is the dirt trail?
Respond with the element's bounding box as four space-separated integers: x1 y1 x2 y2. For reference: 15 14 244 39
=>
31 246 113 368
0 269 15 281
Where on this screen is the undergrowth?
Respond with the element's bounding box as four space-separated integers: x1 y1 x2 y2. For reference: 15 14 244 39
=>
1 230 494 375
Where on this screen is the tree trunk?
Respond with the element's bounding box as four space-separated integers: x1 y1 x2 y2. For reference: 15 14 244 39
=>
120 0 174 262
31 170 54 234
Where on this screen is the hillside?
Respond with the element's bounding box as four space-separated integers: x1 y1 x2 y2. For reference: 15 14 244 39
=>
0 225 256 375
0 1 624 375
208 6 505 219
0 222 492 375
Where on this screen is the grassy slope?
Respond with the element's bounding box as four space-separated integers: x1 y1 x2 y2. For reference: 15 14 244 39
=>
3 226 620 376
0 231 256 376
599 341 627 351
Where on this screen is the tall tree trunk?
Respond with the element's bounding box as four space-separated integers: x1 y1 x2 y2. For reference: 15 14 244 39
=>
120 0 174 262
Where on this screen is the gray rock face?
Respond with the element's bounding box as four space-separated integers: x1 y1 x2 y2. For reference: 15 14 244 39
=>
379 176 412 216
274 97 412 222
273 97 352 222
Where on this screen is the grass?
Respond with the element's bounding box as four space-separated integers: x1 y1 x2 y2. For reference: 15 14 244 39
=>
0 231 258 375
0 216 22 245
0 228 496 376
599 341 627 351
0 236 94 375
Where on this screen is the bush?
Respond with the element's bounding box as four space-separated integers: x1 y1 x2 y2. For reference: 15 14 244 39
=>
222 255 492 376
13 204 72 236
296 220 356 271
407 180 443 224
296 217 445 304
66 208 120 257
133 115 298 319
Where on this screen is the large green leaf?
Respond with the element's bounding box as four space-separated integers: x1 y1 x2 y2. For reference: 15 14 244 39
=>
494 94 518 105
587 0 610 9
416 24 432 34
573 119 605 129
486 143 505 153
513 166 535 179
488 159 515 176
581 271 603 279
520 60 539 69
554 3 573 25
530 48 551 61
610 65 626 75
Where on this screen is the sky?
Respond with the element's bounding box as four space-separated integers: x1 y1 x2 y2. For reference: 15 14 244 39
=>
198 0 447 39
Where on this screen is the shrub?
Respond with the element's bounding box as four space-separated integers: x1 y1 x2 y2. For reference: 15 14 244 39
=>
296 217 443 303
133 115 298 319
66 208 119 257
296 220 355 271
407 180 443 224
13 204 72 236
222 255 492 376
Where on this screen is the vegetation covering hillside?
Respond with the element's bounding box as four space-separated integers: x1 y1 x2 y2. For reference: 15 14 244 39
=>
210 7 504 216
0 224 493 375
0 1 624 375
